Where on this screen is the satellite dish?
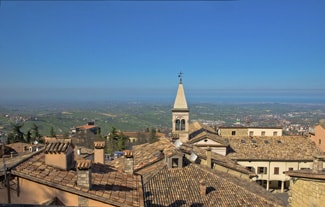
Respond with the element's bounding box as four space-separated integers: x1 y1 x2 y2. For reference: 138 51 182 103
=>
190 152 198 162
174 140 183 148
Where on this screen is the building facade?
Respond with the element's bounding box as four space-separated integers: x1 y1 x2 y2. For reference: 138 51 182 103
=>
219 127 283 137
225 136 322 192
310 121 325 152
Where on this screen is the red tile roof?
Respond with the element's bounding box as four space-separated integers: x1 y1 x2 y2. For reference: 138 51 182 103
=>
109 138 284 207
12 152 144 207
144 163 284 207
225 136 322 161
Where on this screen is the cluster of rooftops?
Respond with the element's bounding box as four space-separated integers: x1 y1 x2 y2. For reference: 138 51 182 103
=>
8 134 288 207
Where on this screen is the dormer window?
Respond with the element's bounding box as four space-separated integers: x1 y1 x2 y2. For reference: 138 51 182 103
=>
172 158 179 168
166 153 183 169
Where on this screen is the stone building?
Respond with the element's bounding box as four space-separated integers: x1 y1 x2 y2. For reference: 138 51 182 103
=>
172 74 190 143
285 155 325 207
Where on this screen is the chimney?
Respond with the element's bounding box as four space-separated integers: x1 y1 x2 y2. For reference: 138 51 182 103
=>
76 159 92 190
124 150 134 175
206 147 212 168
199 179 206 196
44 140 75 170
312 155 324 173
94 141 105 164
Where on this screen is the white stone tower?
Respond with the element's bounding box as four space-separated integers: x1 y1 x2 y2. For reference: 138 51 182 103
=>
172 72 189 142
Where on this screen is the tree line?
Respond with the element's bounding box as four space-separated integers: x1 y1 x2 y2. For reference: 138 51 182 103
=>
6 123 57 144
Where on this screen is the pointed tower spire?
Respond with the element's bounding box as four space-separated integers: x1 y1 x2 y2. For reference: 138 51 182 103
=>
173 72 188 111
172 72 190 142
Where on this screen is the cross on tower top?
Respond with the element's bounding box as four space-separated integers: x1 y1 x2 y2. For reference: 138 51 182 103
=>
178 72 183 84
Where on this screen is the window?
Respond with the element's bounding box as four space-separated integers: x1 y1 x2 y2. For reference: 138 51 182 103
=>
274 167 279 175
288 167 293 171
246 166 255 173
258 167 267 174
273 131 278 136
261 131 266 136
319 139 322 145
231 131 236 136
181 119 186 131
175 119 180 130
172 158 179 168
249 131 254 136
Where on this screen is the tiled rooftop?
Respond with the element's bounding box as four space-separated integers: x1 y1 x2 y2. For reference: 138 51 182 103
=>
109 138 174 172
109 138 284 206
188 131 228 146
179 143 255 176
12 152 144 207
76 124 98 130
225 136 322 161
285 169 325 180
188 121 227 147
189 121 217 135
144 163 284 207
6 142 31 153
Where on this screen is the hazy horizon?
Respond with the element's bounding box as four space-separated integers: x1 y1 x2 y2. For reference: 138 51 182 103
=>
1 88 325 105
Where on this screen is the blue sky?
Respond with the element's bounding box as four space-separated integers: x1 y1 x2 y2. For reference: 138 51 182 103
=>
0 1 324 102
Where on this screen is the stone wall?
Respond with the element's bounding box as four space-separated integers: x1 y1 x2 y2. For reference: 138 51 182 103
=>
289 178 325 207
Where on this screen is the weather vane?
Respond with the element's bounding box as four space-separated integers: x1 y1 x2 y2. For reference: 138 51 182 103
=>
178 72 183 83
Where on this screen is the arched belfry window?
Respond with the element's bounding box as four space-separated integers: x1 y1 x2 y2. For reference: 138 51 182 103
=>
175 119 180 130
181 119 186 131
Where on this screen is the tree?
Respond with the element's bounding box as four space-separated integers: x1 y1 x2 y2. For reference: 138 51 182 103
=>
7 123 24 143
149 128 158 143
50 126 56 137
25 130 32 143
106 127 119 155
117 132 127 151
31 123 41 142
96 127 103 141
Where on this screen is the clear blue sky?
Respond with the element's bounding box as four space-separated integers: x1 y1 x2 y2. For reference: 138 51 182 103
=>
0 1 324 102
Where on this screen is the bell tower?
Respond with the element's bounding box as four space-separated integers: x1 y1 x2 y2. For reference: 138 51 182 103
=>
172 72 189 142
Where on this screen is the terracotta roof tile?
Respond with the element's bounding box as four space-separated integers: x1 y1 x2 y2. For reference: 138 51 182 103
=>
76 159 92 170
180 143 255 176
45 140 73 154
144 163 284 207
225 136 322 160
12 152 144 207
109 138 283 206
